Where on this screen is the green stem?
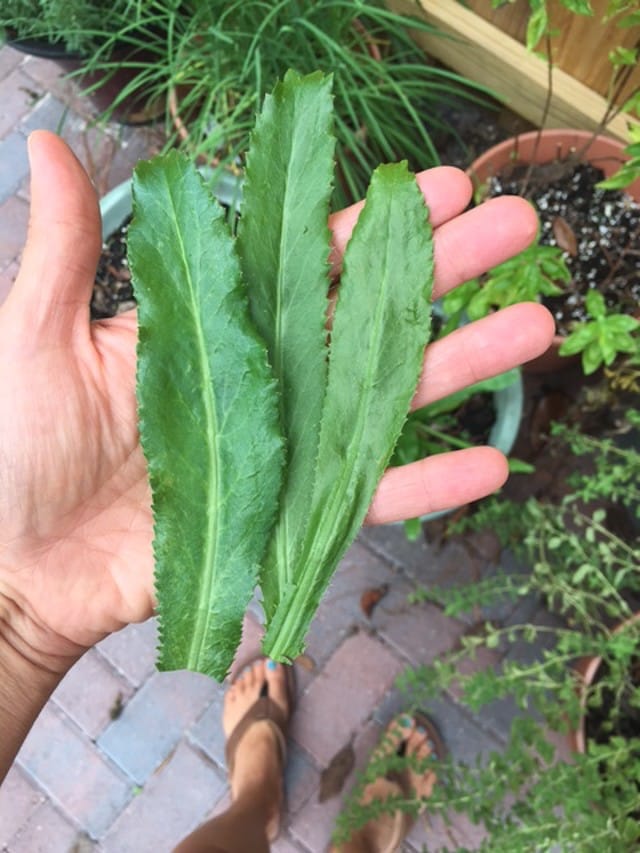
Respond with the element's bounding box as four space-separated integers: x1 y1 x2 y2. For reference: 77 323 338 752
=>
415 423 474 451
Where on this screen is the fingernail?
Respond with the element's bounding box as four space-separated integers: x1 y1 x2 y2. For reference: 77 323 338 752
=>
266 659 278 670
416 725 427 735
400 715 413 728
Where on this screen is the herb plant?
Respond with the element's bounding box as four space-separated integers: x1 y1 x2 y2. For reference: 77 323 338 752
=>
336 411 640 851
440 242 570 337
471 1 640 375
598 121 640 190
559 288 640 374
0 0 130 52
391 366 528 539
128 70 434 678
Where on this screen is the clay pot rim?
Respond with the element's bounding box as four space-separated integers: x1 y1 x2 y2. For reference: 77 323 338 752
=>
466 129 640 373
571 611 640 755
466 128 640 200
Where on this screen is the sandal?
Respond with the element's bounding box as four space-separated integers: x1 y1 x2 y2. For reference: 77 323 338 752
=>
224 657 296 841
383 712 445 852
334 712 444 853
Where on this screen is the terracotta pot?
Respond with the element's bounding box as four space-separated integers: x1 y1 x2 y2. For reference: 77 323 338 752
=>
467 130 640 374
569 612 640 755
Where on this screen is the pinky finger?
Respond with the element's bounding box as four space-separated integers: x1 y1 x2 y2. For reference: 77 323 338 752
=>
365 447 508 526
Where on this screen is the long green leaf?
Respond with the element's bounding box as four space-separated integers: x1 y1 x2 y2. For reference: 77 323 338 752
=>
237 69 335 622
129 152 284 680
263 161 434 659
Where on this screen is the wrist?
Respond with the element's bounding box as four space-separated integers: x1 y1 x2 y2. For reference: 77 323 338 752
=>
0 592 83 782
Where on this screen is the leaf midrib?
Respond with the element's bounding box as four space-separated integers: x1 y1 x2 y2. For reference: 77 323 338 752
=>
166 182 220 670
301 197 395 584
273 122 303 589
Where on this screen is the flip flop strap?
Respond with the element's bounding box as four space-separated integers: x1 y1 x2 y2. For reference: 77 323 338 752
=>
384 811 407 853
224 695 288 778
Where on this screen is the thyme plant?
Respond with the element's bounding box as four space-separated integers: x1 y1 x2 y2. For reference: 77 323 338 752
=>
336 411 640 851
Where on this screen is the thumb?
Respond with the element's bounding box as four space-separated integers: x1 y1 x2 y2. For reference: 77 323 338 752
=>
6 131 101 343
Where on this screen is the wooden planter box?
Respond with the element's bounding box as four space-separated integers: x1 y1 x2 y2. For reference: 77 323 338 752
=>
388 0 639 141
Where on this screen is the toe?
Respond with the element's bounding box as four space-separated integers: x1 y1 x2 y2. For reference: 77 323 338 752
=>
264 659 290 717
248 659 265 690
406 725 438 799
371 714 412 764
222 659 266 737
407 726 434 758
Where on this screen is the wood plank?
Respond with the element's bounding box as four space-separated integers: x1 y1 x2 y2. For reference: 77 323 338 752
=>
464 0 639 100
389 0 637 142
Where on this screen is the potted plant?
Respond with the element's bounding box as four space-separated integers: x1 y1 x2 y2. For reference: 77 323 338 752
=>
334 400 640 850
467 127 640 371
454 1 640 373
0 0 165 123
104 0 497 208
1 0 115 54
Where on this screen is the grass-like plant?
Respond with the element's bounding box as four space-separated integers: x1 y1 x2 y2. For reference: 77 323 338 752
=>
0 0 127 52
74 0 494 206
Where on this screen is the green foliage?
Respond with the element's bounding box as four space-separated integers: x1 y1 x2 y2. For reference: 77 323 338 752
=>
440 242 569 334
513 0 594 51
559 289 640 374
129 70 435 675
483 0 640 383
73 0 494 208
392 370 519 467
605 1 640 25
597 122 640 190
336 713 640 851
508 0 639 143
338 413 640 849
390 325 523 538
235 71 335 625
261 152 434 660
129 151 284 680
0 0 135 52
550 417 640 513
443 237 638 378
2 1 497 206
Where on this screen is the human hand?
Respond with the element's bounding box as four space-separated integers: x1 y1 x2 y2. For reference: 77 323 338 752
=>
0 131 552 673
0 132 153 672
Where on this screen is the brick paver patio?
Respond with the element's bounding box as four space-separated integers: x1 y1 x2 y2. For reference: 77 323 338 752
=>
0 45 545 852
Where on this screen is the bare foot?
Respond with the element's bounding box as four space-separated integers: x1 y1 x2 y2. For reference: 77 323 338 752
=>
223 659 290 840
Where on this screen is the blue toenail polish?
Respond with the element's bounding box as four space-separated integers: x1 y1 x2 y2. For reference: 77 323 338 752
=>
400 715 412 728
416 725 427 735
266 659 278 670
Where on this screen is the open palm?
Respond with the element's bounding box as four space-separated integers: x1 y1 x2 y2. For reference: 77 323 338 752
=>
0 135 153 656
0 132 552 663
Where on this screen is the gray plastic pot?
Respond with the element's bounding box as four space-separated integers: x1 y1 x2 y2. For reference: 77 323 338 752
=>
99 168 243 239
405 370 524 525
